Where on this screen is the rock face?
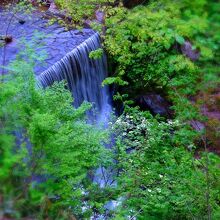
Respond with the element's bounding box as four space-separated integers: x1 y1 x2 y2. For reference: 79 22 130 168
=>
136 94 172 117
202 91 220 154
190 120 205 131
181 40 200 61
95 10 105 24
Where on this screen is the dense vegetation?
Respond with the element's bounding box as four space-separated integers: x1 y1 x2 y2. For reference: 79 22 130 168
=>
0 0 220 219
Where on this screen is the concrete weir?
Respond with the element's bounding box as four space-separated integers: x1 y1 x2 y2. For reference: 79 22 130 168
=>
0 4 95 75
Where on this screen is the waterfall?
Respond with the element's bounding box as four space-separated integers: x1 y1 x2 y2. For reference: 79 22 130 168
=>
37 32 116 214
37 32 111 123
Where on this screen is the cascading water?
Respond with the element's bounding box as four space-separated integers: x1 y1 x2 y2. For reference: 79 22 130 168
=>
38 31 114 182
37 32 112 124
37 32 117 217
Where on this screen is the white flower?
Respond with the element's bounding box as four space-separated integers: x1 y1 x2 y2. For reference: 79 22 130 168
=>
157 188 161 193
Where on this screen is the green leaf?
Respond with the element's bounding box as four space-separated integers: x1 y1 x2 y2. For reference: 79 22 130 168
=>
175 34 185 45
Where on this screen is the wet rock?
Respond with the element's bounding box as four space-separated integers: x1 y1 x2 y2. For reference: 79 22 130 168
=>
84 19 94 29
73 30 83 35
181 40 200 61
46 0 72 21
45 10 67 20
48 0 57 11
0 35 12 43
19 19 25 24
190 120 205 131
136 93 172 117
95 10 105 24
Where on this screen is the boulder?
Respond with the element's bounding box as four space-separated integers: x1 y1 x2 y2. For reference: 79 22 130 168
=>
45 1 72 21
136 93 172 117
190 120 205 131
95 10 105 24
181 40 200 61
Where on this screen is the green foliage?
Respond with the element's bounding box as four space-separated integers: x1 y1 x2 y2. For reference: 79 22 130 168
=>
1 0 220 219
89 48 103 59
110 108 220 219
54 0 115 24
102 76 128 86
0 37 106 219
105 1 207 90
103 0 220 129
